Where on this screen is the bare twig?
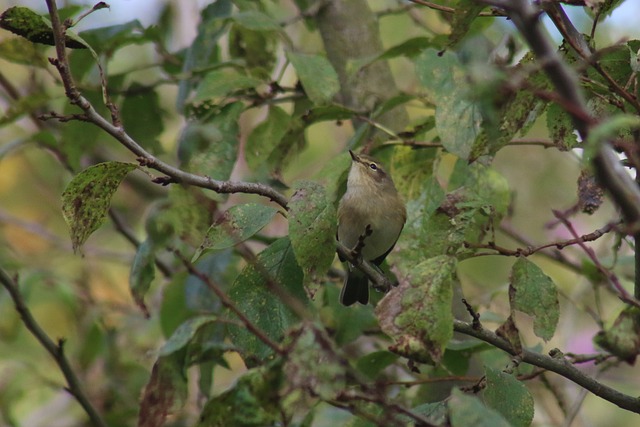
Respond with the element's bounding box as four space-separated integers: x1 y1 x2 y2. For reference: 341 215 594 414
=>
0 267 108 427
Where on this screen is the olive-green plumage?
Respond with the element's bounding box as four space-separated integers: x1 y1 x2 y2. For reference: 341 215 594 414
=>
337 150 406 305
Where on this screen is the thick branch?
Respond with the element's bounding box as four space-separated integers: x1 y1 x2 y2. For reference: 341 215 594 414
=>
0 267 108 427
453 319 640 413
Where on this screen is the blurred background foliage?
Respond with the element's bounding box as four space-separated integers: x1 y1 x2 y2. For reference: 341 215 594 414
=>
1 0 640 426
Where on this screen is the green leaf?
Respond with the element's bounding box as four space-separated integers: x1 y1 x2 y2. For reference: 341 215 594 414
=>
287 52 340 105
184 251 237 314
0 92 50 126
232 10 281 31
227 238 306 366
176 1 232 110
245 106 291 170
584 114 640 162
138 354 188 427
449 388 511 427
159 315 218 357
349 37 433 72
193 70 262 103
411 401 448 426
509 258 559 341
61 161 136 252
229 24 278 77
198 362 282 427
288 181 337 285
0 6 85 48
300 104 355 124
193 203 279 261
594 306 640 363
447 1 486 47
416 49 481 160
129 238 156 315
391 145 437 199
484 367 534 427
182 102 244 181
121 84 164 154
376 255 456 364
0 37 47 67
285 324 346 400
546 102 578 150
149 187 211 246
79 20 149 54
356 351 398 380
322 285 378 346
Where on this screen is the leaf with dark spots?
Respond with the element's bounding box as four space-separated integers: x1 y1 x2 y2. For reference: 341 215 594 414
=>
0 6 86 49
62 162 136 252
288 181 337 286
192 203 278 261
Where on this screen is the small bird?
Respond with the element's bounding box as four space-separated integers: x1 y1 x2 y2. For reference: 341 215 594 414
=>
337 150 406 305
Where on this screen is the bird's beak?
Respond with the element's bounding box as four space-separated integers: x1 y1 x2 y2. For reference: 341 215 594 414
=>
348 150 357 161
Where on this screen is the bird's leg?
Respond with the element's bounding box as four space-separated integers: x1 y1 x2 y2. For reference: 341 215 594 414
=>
350 224 373 262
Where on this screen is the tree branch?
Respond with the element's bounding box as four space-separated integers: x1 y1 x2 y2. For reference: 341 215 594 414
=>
453 319 640 413
482 0 640 225
43 0 289 210
0 267 108 427
466 221 616 258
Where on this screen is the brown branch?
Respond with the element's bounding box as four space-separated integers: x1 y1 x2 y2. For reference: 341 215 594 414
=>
43 0 289 210
453 319 640 413
498 222 583 272
0 267 108 427
466 221 617 258
384 137 558 149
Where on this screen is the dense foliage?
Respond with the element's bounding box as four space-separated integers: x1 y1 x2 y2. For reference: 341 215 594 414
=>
1 0 640 426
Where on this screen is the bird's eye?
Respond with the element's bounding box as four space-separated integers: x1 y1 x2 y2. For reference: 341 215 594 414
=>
369 163 378 171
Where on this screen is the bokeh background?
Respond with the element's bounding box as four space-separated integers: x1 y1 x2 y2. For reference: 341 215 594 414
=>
2 1 640 426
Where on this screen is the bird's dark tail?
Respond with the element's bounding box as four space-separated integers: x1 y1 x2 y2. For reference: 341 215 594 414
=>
340 269 369 306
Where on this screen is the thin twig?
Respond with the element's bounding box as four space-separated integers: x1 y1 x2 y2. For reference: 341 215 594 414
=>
466 221 616 258
0 267 108 427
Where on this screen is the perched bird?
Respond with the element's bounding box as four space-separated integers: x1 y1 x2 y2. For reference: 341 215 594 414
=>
337 150 406 305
